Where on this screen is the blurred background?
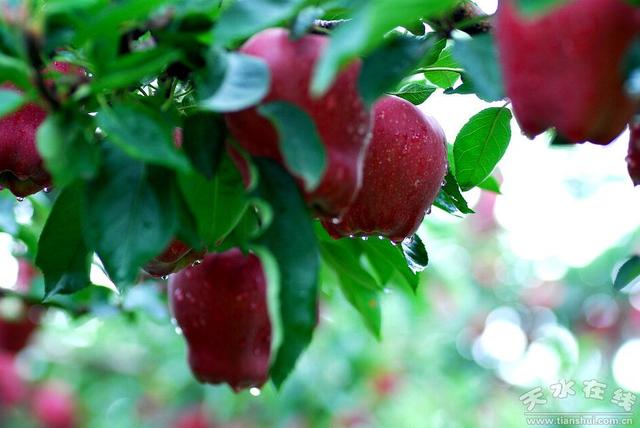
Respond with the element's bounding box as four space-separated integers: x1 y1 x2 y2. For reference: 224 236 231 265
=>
2 0 640 426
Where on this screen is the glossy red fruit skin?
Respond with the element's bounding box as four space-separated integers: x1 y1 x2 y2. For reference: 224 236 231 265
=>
0 61 82 197
0 352 26 409
627 120 640 186
143 240 204 278
225 28 372 218
495 0 640 145
168 249 271 391
173 406 215 428
322 96 447 242
32 384 77 428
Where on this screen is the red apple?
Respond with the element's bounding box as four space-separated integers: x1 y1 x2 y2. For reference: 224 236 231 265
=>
0 352 26 409
0 62 83 197
15 258 38 292
225 28 372 218
627 118 640 186
32 383 77 428
322 96 447 242
143 240 204 278
0 299 41 355
494 0 640 144
173 405 215 428
168 249 271 391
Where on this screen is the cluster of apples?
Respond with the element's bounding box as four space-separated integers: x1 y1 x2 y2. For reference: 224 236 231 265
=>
162 27 448 392
0 260 78 428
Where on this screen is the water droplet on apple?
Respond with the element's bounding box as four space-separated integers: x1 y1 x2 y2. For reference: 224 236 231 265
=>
16 197 24 202
174 327 183 335
249 387 261 397
331 217 340 224
43 187 51 193
192 259 202 266
160 275 169 280
426 207 432 215
360 236 368 241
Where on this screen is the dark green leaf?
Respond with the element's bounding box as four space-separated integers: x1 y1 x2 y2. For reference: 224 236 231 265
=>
452 34 505 102
320 240 383 292
402 234 429 273
37 113 101 188
36 183 92 298
198 51 270 113
177 154 249 248
182 112 226 179
83 145 178 286
434 169 474 215
97 102 191 172
253 159 319 388
311 0 459 95
359 33 434 107
0 54 31 90
258 102 327 191
360 238 418 292
214 0 307 46
390 79 437 105
423 43 461 89
0 88 24 118
614 255 640 291
454 107 512 191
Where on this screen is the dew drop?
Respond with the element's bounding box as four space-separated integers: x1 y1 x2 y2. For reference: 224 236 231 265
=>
192 259 202 266
16 197 24 202
249 387 261 397
174 326 183 335
43 187 51 193
161 275 169 281
331 217 340 225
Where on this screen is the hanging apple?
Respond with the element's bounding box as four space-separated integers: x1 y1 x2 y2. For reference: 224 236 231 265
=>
322 95 447 242
168 249 271 391
143 240 204 278
494 0 640 144
225 28 372 218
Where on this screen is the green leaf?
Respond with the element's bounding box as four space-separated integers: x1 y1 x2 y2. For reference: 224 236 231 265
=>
614 255 640 291
478 175 502 194
182 112 226 180
97 102 191 173
258 102 327 191
423 43 461 89
177 154 249 248
91 48 182 92
214 0 307 46
454 107 512 191
311 0 459 95
514 0 570 16
36 183 92 298
360 238 418 292
291 7 325 40
0 88 24 118
336 273 381 339
452 34 505 102
434 169 474 215
402 234 429 273
37 113 101 188
390 79 437 105
0 54 31 90
359 33 434 107
320 240 384 292
252 159 319 388
198 51 270 113
83 145 178 286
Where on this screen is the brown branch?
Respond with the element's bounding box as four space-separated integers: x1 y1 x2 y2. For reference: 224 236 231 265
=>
429 1 492 37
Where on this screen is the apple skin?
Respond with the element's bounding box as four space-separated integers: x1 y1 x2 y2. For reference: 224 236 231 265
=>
494 0 640 145
0 352 26 409
31 383 77 428
143 240 205 278
627 119 640 186
173 406 215 428
0 62 83 197
168 249 271 391
225 28 372 218
322 96 447 242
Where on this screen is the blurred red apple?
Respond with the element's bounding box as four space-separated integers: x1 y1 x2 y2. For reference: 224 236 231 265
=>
0 62 83 197
173 405 215 428
495 0 640 144
0 352 26 409
322 95 447 242
225 28 372 218
32 383 77 428
627 118 640 186
169 249 271 391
